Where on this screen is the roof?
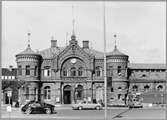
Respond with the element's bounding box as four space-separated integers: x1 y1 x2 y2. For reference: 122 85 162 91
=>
129 72 166 81
128 63 166 69
83 48 104 59
1 68 17 76
17 45 40 56
39 47 65 59
106 46 128 56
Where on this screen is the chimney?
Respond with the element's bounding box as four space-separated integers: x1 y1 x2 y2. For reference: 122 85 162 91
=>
51 40 57 48
83 40 89 49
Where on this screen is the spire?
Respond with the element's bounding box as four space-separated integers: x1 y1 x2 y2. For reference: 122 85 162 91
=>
72 4 75 36
71 4 76 41
114 34 117 49
27 32 31 48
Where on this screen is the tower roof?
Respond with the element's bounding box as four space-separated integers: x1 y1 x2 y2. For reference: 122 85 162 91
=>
107 46 128 56
16 45 40 56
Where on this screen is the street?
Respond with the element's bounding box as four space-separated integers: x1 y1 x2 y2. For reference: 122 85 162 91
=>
1 105 165 120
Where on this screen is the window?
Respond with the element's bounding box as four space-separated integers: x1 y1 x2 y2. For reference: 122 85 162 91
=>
1 76 4 79
117 66 121 74
18 65 22 75
44 86 51 100
78 67 83 76
11 76 15 79
75 85 83 100
157 85 163 91
108 66 113 76
34 66 37 76
70 67 76 76
132 85 138 91
63 68 67 76
96 66 102 77
144 85 150 91
26 87 29 100
44 66 51 77
26 65 30 75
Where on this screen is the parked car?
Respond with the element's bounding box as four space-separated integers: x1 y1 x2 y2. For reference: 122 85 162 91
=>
21 101 56 114
72 101 102 110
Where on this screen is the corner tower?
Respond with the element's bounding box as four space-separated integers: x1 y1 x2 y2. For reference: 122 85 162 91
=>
106 36 129 105
16 33 42 104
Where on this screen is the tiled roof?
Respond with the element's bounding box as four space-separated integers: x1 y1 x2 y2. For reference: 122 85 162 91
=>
128 63 166 69
39 47 65 59
83 48 104 59
1 68 17 76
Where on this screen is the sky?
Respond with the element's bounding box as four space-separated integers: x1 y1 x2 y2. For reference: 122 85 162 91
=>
2 1 166 68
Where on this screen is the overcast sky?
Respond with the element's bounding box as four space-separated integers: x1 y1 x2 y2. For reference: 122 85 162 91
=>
2 1 166 68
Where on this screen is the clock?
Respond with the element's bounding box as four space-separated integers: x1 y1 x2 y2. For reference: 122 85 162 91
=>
70 58 77 64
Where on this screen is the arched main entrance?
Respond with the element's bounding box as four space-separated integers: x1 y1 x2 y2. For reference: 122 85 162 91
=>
63 85 72 104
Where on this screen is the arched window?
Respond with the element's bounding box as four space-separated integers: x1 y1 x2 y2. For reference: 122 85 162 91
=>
96 66 102 77
157 85 163 91
63 67 68 76
78 67 83 76
70 67 76 76
44 86 51 100
132 85 138 91
75 85 83 100
144 85 150 91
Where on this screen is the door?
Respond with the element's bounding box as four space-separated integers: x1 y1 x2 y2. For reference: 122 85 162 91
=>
63 85 72 104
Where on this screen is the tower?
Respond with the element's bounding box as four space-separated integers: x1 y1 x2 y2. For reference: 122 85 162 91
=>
106 35 129 105
16 33 42 104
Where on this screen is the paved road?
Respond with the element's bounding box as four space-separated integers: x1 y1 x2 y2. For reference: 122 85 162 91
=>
1 106 165 120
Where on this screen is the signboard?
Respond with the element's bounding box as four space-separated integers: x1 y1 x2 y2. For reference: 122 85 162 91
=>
7 106 12 112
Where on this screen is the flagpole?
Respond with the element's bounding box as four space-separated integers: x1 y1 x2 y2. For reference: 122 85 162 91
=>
103 1 107 120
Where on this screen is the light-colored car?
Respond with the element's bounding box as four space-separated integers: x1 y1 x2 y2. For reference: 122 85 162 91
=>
72 101 102 110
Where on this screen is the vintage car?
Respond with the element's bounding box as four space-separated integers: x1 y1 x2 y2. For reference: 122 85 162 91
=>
21 101 56 114
72 101 102 110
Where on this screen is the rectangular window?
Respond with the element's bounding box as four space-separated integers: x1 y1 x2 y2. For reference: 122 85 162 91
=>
34 66 37 76
44 66 51 77
117 66 121 74
26 87 29 100
18 65 22 75
26 65 30 75
109 66 113 76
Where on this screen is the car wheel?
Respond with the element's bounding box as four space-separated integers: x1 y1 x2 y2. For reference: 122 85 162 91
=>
45 108 51 114
96 106 100 110
78 106 82 110
25 108 32 114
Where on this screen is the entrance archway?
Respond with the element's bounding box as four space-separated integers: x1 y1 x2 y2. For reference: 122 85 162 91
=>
63 85 72 104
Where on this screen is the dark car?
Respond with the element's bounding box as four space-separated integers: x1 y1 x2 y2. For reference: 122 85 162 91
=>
21 101 56 114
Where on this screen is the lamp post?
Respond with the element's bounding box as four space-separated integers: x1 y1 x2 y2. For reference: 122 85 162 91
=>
103 1 107 120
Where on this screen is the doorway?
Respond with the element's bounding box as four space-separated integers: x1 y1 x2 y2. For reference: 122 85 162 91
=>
63 85 71 104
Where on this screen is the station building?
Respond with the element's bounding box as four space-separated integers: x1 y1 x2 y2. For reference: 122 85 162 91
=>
15 34 166 105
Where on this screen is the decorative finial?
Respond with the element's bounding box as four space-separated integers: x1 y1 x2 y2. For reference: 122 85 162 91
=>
114 34 117 49
27 32 31 47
